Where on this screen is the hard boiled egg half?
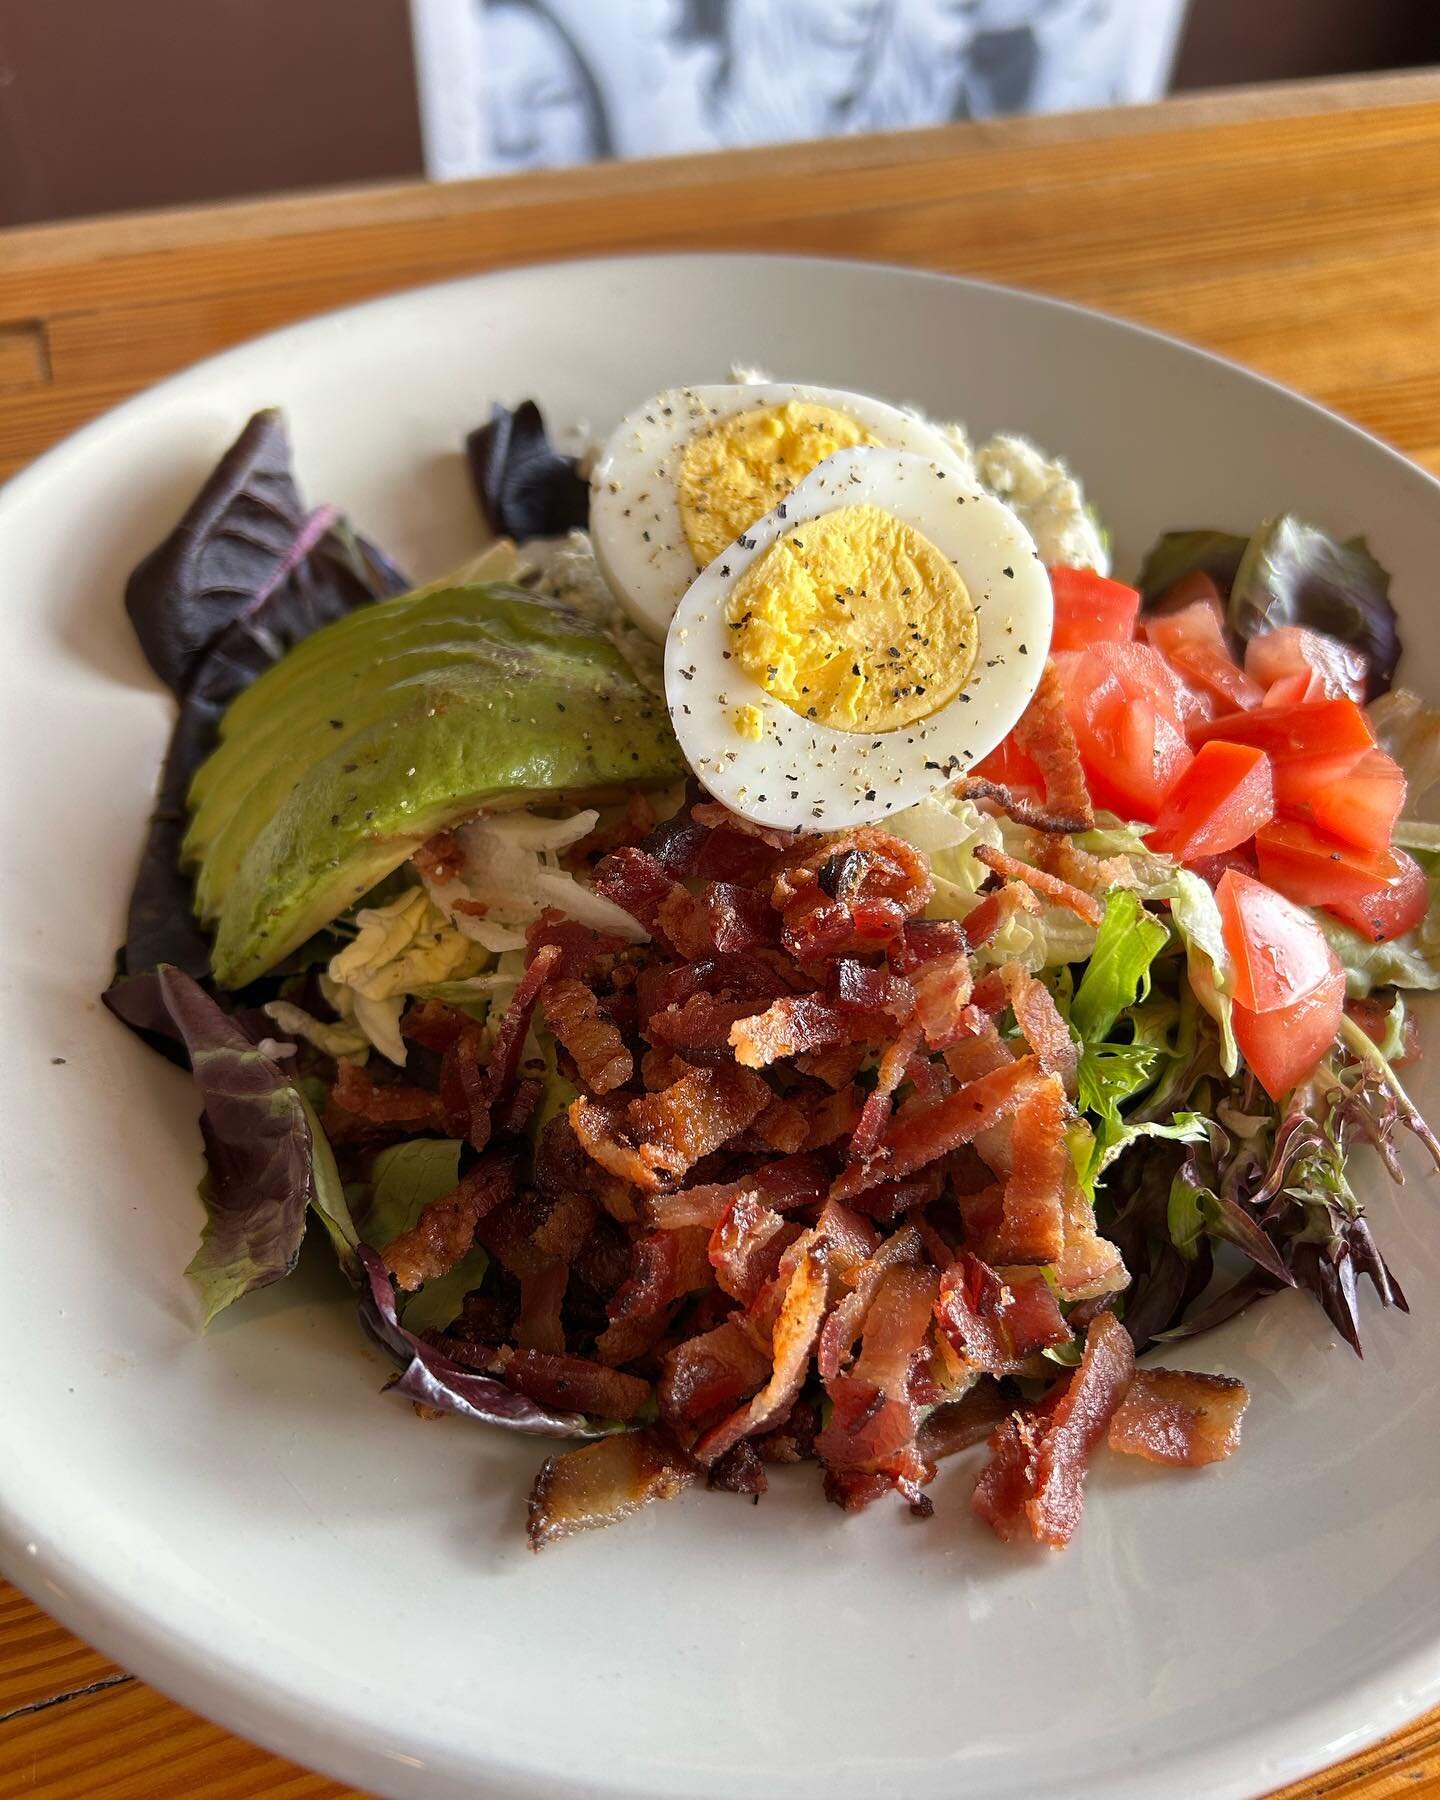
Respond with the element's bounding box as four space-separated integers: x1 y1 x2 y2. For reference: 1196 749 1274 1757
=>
664 447 1052 833
590 382 968 638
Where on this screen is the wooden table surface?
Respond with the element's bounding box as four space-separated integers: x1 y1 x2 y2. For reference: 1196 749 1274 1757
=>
4 68 1440 1800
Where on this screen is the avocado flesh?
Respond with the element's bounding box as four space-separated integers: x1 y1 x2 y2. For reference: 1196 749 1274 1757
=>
191 579 681 989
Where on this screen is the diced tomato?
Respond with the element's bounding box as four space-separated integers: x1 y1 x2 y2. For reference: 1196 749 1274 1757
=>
1270 750 1370 814
1148 742 1273 863
1255 818 1398 907
1261 672 1314 708
1244 626 1367 703
1187 847 1259 887
1067 683 1193 823
1306 749 1407 853
1193 697 1376 763
1145 602 1263 713
1233 959 1346 1100
1049 567 1141 654
1216 869 1335 1012
1324 848 1430 943
971 732 1045 795
1087 641 1210 735
1153 571 1226 622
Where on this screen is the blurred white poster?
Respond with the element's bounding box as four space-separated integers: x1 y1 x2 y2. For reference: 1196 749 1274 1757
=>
411 0 1190 180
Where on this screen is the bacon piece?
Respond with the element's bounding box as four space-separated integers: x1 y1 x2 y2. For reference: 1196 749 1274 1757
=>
412 829 467 884
529 1187 598 1262
751 1094 810 1153
475 1348 654 1421
1001 964 1078 1090
516 1261 569 1354
961 777 1091 835
525 908 629 981
1012 662 1094 828
383 1152 516 1291
569 1096 671 1191
934 1252 1071 1374
489 943 562 1106
804 1082 866 1149
659 1318 772 1429
542 979 633 1094
609 1226 714 1320
831 1055 1042 1198
813 1197 881 1281
705 881 780 952
843 1167 944 1224
639 1045 695 1091
828 959 916 1022
772 828 934 960
848 1020 924 1164
911 953 975 1050
693 1247 830 1464
646 992 762 1057
915 1381 1013 1462
995 1076 1069 1264
974 845 1104 926
329 1061 448 1130
816 1263 941 1512
646 1155 828 1231
817 1224 923 1383
401 998 469 1053
729 993 886 1069
708 1196 797 1305
959 881 1043 956
1037 834 1137 900
1054 1172 1130 1302
527 1429 695 1550
691 802 797 849
942 1023 1014 1085
435 1017 493 1148
795 1041 870 1089
627 1063 771 1181
592 1307 675 1369
1106 1367 1249 1466
971 1412 1045 1541
892 918 969 973
1025 1310 1135 1546
593 847 709 955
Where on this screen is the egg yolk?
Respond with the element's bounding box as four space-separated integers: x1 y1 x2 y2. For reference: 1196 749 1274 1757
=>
678 402 879 568
724 504 977 734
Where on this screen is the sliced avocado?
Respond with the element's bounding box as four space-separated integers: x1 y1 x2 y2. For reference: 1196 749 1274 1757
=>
193 579 680 988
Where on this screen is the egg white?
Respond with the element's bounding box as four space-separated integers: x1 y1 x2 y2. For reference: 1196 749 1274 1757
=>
663 448 1053 833
590 383 970 640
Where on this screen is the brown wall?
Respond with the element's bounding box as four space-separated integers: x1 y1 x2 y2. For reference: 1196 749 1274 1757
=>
2 0 1438 229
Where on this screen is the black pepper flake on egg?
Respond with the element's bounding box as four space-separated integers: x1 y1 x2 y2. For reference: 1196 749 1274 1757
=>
1019 643 1028 654
1003 566 1014 579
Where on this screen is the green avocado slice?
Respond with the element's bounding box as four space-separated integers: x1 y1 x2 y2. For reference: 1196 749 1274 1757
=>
191 579 681 989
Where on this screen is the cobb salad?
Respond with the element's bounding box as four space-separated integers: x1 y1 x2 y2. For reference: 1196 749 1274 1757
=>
105 373 1440 1551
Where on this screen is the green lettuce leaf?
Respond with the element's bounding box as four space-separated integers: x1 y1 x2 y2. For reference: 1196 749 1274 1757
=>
1170 870 1240 1076
1070 891 1169 1043
352 1138 487 1334
1370 689 1440 802
1227 516 1399 696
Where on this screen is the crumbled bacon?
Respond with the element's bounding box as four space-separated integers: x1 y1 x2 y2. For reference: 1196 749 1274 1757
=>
609 1226 714 1320
411 829 467 884
771 827 934 960
911 953 974 1050
1011 662 1095 828
515 1261 569 1354
892 918 969 973
994 1076 1069 1263
729 993 886 1069
832 1056 1043 1198
959 880 1042 952
646 1155 828 1231
693 1247 830 1465
934 1252 1071 1374
1107 1367 1249 1466
1000 965 1078 1090
971 1310 1134 1547
660 1317 771 1430
690 801 797 849
961 777 1091 835
709 1196 797 1304
705 881 780 952
848 1019 924 1164
527 1430 695 1550
648 992 774 1059
973 845 1104 926
383 1152 517 1292
625 1063 771 1182
750 1094 810 1153
329 1060 449 1130
594 847 710 955
526 909 629 982
542 979 633 1094
490 944 562 1106
500 1348 653 1421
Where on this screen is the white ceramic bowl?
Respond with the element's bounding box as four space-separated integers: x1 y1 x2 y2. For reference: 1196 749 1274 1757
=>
3 254 1440 1800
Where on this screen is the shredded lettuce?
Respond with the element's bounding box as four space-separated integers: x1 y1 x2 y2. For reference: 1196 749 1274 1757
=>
1070 891 1169 1043
1170 870 1240 1076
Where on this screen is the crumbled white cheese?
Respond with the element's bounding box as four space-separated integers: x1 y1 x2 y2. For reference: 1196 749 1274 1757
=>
974 433 1110 575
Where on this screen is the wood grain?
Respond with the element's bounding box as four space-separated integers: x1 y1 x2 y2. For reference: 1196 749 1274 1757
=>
3 69 1440 1800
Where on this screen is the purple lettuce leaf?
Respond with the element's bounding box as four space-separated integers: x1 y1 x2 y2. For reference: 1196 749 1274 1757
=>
113 410 407 984
119 966 356 1324
357 1247 611 1440
465 400 590 542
